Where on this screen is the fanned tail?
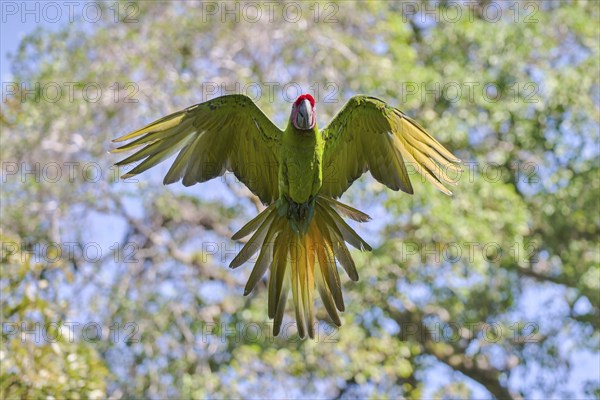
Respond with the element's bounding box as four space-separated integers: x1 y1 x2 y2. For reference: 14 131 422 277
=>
230 196 371 339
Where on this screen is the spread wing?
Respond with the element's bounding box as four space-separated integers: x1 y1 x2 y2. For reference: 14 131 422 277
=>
112 94 282 204
320 95 461 198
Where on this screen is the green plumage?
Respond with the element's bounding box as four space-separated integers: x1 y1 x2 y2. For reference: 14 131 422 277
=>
279 123 324 203
112 93 461 338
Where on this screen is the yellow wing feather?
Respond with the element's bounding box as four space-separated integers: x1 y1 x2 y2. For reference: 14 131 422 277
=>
112 94 282 205
320 95 461 198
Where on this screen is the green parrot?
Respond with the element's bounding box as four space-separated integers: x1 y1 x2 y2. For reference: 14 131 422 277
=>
112 93 460 338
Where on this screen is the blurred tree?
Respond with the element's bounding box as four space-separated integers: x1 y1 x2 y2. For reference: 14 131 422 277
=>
1 232 109 398
1 1 598 399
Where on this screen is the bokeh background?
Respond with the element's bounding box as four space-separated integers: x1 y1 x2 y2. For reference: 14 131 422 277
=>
1 1 598 399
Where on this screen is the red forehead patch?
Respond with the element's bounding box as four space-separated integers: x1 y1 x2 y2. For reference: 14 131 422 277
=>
294 93 315 107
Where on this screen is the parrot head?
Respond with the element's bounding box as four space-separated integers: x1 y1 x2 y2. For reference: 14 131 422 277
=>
291 94 316 130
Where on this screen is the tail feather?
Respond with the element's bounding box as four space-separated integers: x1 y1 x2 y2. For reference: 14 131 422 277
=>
321 197 372 223
267 231 285 317
243 218 282 295
300 235 315 338
230 196 371 338
312 222 342 326
230 208 277 268
325 205 372 251
231 203 275 240
290 234 308 338
314 217 345 312
316 204 359 282
273 272 289 336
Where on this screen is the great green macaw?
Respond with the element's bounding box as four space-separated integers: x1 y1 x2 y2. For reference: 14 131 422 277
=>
112 93 460 338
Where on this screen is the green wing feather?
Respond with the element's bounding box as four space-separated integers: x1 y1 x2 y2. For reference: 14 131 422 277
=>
112 94 282 205
320 95 461 198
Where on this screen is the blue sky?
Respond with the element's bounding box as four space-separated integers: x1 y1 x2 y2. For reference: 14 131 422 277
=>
1 10 36 80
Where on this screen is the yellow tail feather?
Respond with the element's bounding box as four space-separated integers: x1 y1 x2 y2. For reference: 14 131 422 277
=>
230 196 371 339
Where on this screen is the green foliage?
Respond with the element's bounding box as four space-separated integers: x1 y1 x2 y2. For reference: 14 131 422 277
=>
1 233 109 398
1 1 598 398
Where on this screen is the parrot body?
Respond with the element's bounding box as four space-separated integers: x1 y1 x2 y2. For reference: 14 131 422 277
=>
112 93 461 338
279 120 323 205
278 95 324 233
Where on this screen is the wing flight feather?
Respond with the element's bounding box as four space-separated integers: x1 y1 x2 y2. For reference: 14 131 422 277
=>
112 94 282 204
320 96 461 198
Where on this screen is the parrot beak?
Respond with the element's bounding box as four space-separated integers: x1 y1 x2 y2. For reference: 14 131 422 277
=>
293 99 316 130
